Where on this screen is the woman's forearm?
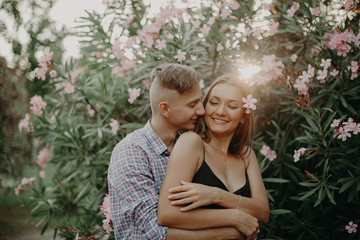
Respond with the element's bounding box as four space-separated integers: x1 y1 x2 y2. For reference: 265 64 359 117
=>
215 188 269 223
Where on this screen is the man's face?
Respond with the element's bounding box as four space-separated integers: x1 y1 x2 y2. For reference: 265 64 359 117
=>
168 85 205 130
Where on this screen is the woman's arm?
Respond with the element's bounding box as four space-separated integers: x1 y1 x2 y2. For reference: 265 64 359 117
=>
157 132 259 237
167 148 269 223
232 148 269 223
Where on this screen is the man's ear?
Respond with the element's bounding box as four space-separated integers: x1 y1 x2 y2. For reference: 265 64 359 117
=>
158 102 170 118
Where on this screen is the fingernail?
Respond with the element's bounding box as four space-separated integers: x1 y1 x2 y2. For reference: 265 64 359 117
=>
168 196 172 199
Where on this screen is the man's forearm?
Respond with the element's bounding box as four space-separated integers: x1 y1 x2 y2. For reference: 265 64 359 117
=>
166 227 244 240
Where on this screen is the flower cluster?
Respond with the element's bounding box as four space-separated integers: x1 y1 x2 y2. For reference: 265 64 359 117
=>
256 54 284 85
293 147 306 162
331 118 359 141
349 61 359 80
55 72 77 95
30 95 47 116
110 118 119 136
323 29 360 57
15 177 36 196
33 51 56 80
100 194 113 233
287 2 300 18
128 88 141 104
294 65 315 95
242 95 257 114
37 147 51 178
18 113 31 133
260 145 277 161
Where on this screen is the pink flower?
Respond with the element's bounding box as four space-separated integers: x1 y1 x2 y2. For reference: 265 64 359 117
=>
128 88 141 104
111 66 124 78
39 170 45 179
330 69 339 77
15 184 24 196
34 65 47 80
37 147 51 169
350 72 358 80
29 177 36 184
100 194 112 220
103 218 112 233
287 2 300 17
174 50 186 62
352 123 360 134
110 118 119 136
200 24 211 35
337 127 351 141
49 70 57 78
268 22 279 36
87 104 95 117
260 145 277 161
242 94 257 114
320 58 331 69
207 17 215 25
199 79 205 89
310 7 320 16
142 79 151 89
19 113 31 133
317 69 328 83
216 43 224 52
290 54 298 62
155 39 166 50
124 16 134 29
345 221 358 233
75 233 80 240
231 0 240 10
193 20 201 28
220 8 229 19
294 147 306 162
112 40 124 58
30 95 47 116
21 177 29 186
63 82 75 94
330 119 340 128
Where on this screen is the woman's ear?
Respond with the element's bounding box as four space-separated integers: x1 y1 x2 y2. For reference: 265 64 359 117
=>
158 102 170 118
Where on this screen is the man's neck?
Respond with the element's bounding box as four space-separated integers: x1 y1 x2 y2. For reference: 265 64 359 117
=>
150 116 178 152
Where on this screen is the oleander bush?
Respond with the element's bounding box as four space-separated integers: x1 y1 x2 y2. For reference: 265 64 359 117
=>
15 0 359 239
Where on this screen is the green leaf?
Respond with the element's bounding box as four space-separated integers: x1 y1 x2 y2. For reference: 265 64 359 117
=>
270 209 292 215
263 178 290 183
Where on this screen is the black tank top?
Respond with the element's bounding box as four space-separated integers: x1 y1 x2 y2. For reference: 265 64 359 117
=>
192 155 251 209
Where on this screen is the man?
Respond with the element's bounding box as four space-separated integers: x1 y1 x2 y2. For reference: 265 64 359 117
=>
108 63 258 239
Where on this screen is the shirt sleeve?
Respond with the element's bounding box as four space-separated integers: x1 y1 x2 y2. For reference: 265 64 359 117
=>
108 141 168 240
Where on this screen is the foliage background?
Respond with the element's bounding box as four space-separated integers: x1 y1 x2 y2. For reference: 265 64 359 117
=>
2 0 360 239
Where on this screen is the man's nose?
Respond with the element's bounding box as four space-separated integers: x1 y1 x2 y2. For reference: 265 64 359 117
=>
196 102 205 116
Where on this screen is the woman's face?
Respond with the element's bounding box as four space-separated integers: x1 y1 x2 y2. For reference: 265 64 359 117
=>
205 83 244 136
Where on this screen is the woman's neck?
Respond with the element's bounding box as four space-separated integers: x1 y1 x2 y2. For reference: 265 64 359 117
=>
207 132 233 155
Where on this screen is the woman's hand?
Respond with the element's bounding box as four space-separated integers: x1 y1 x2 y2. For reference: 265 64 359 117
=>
168 181 219 211
233 210 259 240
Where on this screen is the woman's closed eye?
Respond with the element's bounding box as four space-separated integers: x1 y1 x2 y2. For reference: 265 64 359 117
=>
228 105 239 109
209 101 218 105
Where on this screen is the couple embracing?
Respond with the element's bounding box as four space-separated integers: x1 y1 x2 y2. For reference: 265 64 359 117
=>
108 63 269 240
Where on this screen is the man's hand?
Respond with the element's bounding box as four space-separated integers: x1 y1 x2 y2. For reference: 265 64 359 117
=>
233 210 259 240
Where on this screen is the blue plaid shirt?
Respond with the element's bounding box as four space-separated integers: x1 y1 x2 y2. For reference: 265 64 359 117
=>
108 120 169 239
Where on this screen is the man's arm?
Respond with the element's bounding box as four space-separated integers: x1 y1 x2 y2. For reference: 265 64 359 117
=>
109 142 168 239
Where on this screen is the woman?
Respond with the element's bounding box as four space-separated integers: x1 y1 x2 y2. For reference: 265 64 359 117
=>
158 74 269 235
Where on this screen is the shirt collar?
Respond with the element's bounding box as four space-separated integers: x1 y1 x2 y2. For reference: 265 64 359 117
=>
144 120 170 156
